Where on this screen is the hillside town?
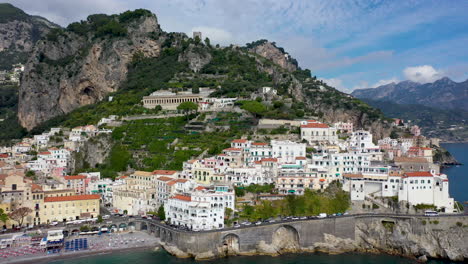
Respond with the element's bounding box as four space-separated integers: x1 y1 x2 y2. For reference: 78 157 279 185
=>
0 110 459 233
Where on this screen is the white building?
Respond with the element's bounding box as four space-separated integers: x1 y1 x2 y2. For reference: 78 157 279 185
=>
300 120 338 144
271 140 306 163
165 185 235 231
398 171 454 212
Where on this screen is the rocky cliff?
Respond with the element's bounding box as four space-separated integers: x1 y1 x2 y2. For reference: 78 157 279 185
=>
18 12 164 130
162 216 468 262
0 3 57 70
71 134 113 173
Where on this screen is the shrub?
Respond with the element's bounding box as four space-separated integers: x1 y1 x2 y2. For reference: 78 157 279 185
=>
372 203 380 209
456 222 462 227
421 220 427 225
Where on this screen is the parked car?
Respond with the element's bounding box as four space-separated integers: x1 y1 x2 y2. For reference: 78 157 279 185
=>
318 213 327 218
234 224 241 228
255 221 262 226
102 215 110 219
299 216 307 220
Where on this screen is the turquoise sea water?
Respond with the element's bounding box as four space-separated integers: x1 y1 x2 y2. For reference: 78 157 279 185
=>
50 143 468 264
441 143 468 203
50 250 454 264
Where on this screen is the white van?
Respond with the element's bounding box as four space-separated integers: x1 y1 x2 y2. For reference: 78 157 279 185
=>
318 213 327 218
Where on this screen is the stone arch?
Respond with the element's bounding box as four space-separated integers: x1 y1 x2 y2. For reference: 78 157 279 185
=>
160 229 166 242
221 234 240 255
128 222 136 231
166 231 172 242
141 222 148 231
150 224 156 234
271 225 300 253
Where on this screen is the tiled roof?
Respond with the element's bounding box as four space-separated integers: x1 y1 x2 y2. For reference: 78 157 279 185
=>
157 176 174 182
195 186 206 191
301 123 329 128
44 194 100 203
64 175 86 180
343 173 363 179
173 194 191 201
152 170 178 175
133 171 153 177
175 179 189 183
39 151 51 155
223 148 242 151
32 184 43 192
261 158 278 162
404 171 433 177
295 156 307 160
232 139 248 143
394 157 428 163
251 142 268 146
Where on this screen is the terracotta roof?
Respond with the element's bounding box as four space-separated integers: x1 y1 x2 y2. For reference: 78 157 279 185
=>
64 175 86 180
295 156 307 160
394 157 428 163
261 158 278 162
133 171 153 177
167 180 177 186
175 179 189 183
31 184 43 192
421 147 432 150
343 173 363 179
307 119 317 122
232 139 248 143
251 142 268 146
44 194 100 203
152 170 178 175
404 171 433 177
254 161 262 164
186 159 197 164
195 186 206 191
39 151 51 155
0 153 8 158
157 176 174 182
173 194 191 201
117 175 128 179
223 148 242 151
301 123 329 128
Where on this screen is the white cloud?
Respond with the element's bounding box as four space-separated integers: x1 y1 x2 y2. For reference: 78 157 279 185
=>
319 78 347 92
372 78 399 88
403 65 443 84
190 26 233 45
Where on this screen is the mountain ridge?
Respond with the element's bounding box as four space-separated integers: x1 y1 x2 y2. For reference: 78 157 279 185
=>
352 77 468 111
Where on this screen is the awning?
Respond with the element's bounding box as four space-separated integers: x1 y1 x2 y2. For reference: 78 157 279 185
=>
288 190 296 193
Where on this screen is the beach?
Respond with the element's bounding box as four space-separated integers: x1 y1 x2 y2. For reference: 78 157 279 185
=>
1 231 160 264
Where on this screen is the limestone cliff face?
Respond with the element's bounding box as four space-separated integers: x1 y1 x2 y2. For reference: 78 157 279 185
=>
18 15 163 130
0 3 57 69
248 41 298 72
355 217 468 261
70 134 113 173
178 43 212 73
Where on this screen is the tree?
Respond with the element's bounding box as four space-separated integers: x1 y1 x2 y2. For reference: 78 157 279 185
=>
240 101 267 118
8 207 32 227
177 101 198 119
390 129 399 139
0 209 8 226
97 215 103 223
204 37 211 47
157 205 165 220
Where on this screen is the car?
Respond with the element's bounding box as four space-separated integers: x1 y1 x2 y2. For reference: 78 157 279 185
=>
233 224 241 228
102 215 110 219
268 219 276 223
343 212 349 215
49 221 58 226
255 221 262 226
299 216 307 220
242 221 252 226
318 213 327 218
332 213 337 217
336 213 343 216
291 216 299 220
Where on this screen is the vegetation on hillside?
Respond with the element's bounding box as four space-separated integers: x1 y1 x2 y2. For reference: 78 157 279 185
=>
235 182 350 223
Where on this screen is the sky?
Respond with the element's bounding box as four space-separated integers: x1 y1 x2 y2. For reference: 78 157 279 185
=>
5 0 468 92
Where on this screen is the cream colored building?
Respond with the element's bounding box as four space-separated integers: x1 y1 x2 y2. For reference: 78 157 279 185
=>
142 90 203 110
41 194 100 222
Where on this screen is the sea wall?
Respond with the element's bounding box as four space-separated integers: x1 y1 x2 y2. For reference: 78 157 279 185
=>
156 215 468 261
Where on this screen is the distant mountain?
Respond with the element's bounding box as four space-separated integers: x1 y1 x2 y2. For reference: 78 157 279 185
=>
362 99 468 142
0 3 58 70
352 77 468 111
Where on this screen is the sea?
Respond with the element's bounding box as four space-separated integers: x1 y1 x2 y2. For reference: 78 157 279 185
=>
50 143 468 264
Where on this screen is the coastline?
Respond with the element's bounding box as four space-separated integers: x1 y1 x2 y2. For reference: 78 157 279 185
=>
6 244 159 264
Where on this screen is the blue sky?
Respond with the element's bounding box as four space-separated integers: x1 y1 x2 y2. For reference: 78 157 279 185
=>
6 0 468 92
